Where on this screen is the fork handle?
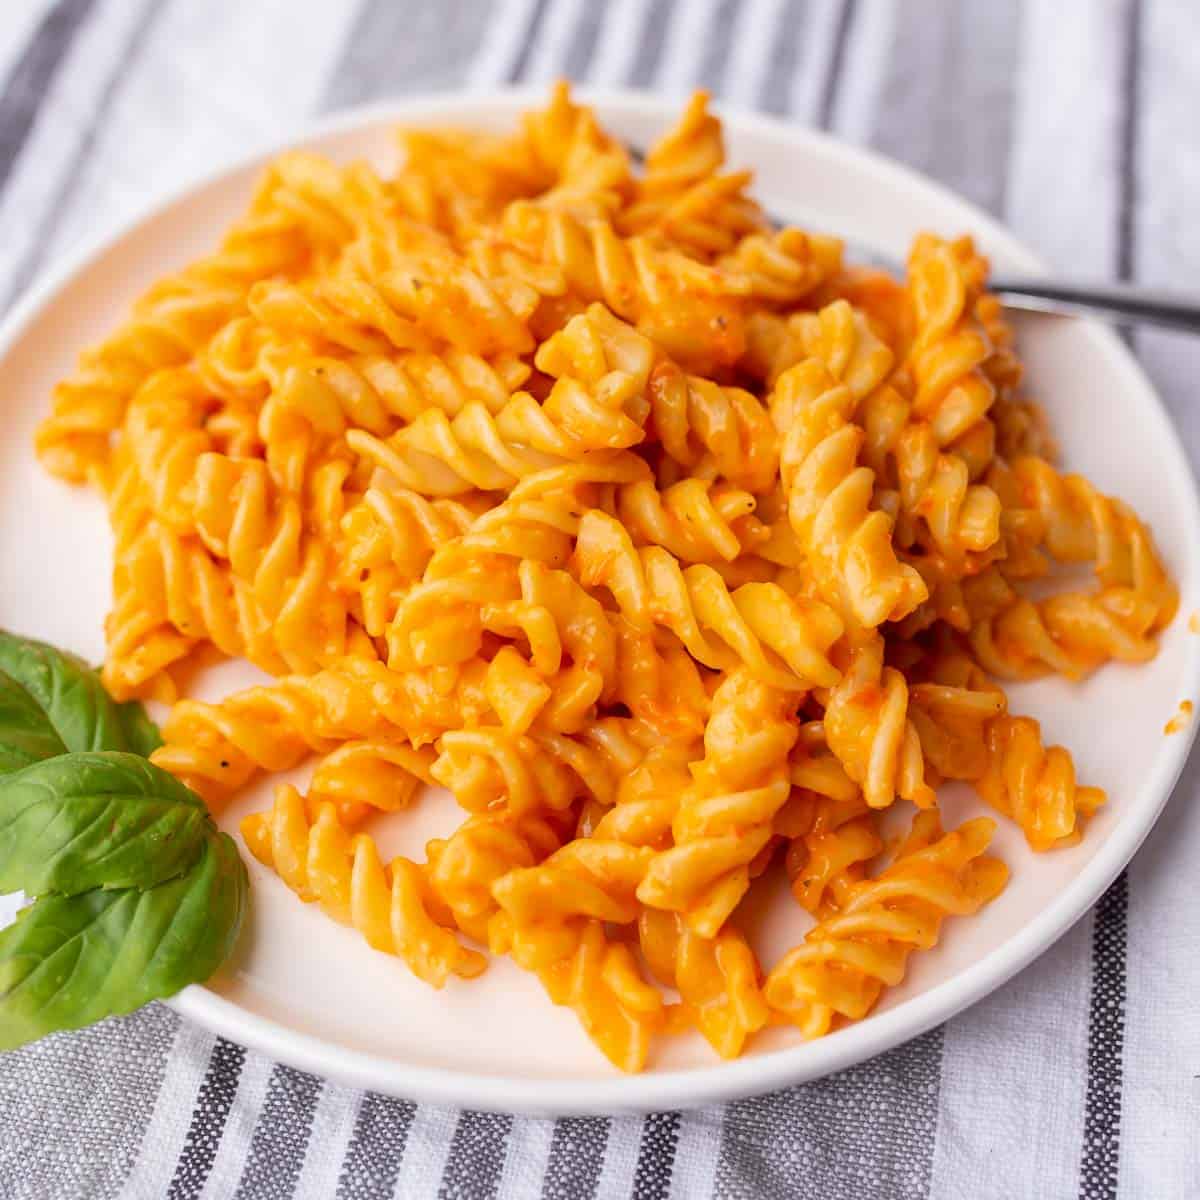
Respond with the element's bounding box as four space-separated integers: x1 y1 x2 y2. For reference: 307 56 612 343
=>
988 278 1200 335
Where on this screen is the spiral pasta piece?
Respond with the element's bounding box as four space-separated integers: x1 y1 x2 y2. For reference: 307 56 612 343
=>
395 126 550 237
254 346 532 491
346 306 653 496
639 908 770 1059
38 260 268 484
742 296 907 395
740 309 811 388
101 454 207 698
108 406 378 697
906 653 1008 785
891 481 1050 641
905 233 998 452
614 477 761 563
786 297 896 397
305 740 436 828
122 367 222 532
243 785 485 987
104 520 278 699
534 301 656 411
965 567 1172 682
389 556 618 720
771 359 928 627
520 81 633 219
638 670 799 936
765 811 1008 1037
619 90 766 256
823 636 934 810
260 151 412 254
536 919 666 1074
337 487 487 637
647 359 778 493
784 795 880 919
190 313 281 401
717 228 845 307
810 266 914 356
492 836 656 969
574 511 843 691
251 241 539 362
1002 456 1177 628
919 238 1046 466
975 717 1106 851
893 422 1004 562
151 657 479 807
418 455 650 578
583 740 700 849
627 90 726 201
609 621 710 740
856 370 1005 568
430 719 642 816
427 811 566 945
788 720 862 807
637 774 791 935
110 491 355 687
497 202 748 373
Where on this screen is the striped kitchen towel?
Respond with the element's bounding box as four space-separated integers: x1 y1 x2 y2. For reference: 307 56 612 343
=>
1 1 1199 1197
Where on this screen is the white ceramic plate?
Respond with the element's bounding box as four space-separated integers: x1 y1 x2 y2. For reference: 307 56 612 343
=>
1 90 1197 1117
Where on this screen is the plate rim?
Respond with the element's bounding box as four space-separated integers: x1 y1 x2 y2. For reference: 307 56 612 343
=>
2 86 1197 1116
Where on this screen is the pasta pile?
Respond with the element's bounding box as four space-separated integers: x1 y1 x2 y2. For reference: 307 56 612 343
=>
37 85 1178 1072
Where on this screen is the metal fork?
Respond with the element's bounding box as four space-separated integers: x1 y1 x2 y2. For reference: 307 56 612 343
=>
842 237 1200 335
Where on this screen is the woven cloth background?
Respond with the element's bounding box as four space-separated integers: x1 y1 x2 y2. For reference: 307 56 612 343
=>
1 2 1198 1197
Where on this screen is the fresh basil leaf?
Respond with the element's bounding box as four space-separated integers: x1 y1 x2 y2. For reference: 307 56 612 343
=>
114 699 164 758
0 671 67 774
0 831 247 1051
0 630 161 767
0 753 208 896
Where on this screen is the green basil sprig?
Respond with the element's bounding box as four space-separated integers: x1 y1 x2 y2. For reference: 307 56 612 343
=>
0 830 245 1050
0 671 66 774
0 630 162 774
0 753 210 896
0 631 247 1052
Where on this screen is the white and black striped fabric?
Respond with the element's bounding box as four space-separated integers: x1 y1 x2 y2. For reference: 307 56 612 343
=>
1 3 1198 1197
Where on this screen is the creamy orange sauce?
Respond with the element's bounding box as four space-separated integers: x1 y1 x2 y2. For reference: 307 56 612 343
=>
1164 699 1194 735
1189 610 1200 634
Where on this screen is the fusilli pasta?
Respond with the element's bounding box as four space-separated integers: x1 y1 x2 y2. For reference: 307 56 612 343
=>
42 85 1177 1073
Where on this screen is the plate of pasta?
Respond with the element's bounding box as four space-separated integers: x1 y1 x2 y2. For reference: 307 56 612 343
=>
0 85 1196 1115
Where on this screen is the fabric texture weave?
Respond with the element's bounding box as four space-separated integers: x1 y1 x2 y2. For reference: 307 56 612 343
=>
1 1 1198 1197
